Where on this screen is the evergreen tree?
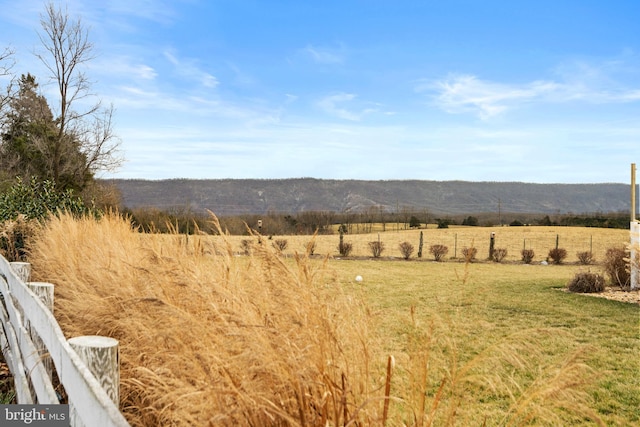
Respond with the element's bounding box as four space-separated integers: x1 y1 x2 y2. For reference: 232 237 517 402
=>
0 73 91 191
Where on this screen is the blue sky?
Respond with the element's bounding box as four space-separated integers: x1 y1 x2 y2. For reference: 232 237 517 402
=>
0 0 638 183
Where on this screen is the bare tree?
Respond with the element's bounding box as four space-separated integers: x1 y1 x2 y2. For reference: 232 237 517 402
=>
0 46 16 124
35 3 121 189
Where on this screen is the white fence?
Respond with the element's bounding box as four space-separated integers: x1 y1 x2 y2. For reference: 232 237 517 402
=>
0 255 129 426
632 221 639 290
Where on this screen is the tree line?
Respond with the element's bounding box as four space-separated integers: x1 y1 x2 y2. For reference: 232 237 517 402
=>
123 205 632 236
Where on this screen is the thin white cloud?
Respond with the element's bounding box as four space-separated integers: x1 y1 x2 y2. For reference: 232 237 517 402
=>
102 0 178 25
424 57 640 119
285 94 298 103
317 93 378 121
163 49 219 89
420 74 558 119
302 44 345 64
92 56 157 81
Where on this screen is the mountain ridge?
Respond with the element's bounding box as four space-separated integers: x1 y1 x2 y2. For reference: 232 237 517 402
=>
105 178 633 216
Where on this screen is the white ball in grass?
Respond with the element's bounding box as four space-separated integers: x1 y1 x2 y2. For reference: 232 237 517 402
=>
355 275 363 282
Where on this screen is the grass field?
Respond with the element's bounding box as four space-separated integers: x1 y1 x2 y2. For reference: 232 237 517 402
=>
334 260 639 425
26 214 639 426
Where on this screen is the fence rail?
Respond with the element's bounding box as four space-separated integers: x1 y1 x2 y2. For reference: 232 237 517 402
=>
0 255 129 426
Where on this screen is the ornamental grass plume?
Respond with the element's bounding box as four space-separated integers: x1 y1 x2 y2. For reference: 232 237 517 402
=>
28 211 384 426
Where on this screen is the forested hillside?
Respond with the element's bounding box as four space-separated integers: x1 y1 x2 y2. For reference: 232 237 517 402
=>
106 178 632 216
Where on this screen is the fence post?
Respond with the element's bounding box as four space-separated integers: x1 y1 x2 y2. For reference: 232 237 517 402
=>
631 221 639 290
68 335 120 426
27 282 55 381
489 232 495 260
9 261 31 282
69 336 120 403
9 262 31 320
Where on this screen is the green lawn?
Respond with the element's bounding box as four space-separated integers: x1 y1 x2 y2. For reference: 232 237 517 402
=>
333 260 639 425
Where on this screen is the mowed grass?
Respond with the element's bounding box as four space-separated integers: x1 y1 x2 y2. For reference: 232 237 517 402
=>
28 214 639 425
331 260 639 425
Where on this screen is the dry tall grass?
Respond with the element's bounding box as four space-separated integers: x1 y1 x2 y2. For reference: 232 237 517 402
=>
29 212 382 426
27 213 604 426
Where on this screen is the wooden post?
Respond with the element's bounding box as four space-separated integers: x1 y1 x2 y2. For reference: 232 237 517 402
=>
632 163 636 221
68 336 120 427
489 232 495 260
454 233 458 258
9 262 31 320
631 221 639 290
9 261 31 283
631 164 638 290
68 336 120 404
27 282 55 381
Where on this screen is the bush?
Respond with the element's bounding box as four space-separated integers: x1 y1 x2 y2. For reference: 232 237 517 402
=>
492 248 508 263
398 241 414 260
240 239 253 255
436 219 450 229
338 241 353 257
576 251 595 265
0 215 37 262
462 216 478 226
305 240 316 255
0 177 95 262
521 249 535 264
0 177 92 222
273 239 288 252
409 216 421 228
429 244 448 262
368 241 385 258
603 246 630 289
461 246 477 262
567 271 606 293
548 248 568 265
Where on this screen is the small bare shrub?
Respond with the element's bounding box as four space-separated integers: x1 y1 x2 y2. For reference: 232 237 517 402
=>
305 240 316 255
399 241 414 260
492 248 508 263
240 239 253 255
548 248 568 265
368 241 385 258
338 241 353 257
429 244 448 262
461 246 477 262
272 238 288 252
603 246 630 289
576 251 595 265
568 271 606 293
521 249 535 264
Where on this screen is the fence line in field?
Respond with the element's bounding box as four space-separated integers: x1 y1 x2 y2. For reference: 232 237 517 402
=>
0 255 129 427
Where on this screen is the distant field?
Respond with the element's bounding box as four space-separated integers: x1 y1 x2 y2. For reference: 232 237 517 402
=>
220 225 631 264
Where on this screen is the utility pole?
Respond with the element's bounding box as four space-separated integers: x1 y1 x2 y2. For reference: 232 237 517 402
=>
498 197 502 226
